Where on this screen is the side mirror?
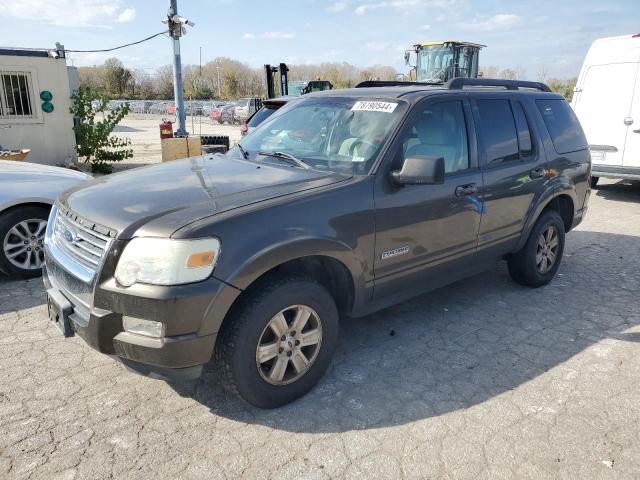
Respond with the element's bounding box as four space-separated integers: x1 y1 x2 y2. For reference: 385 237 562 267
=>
390 155 445 186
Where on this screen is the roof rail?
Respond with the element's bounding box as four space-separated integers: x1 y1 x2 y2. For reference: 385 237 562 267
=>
446 77 551 92
355 80 441 88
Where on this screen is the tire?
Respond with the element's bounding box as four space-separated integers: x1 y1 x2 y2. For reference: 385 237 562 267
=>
590 176 599 189
215 276 339 408
0 206 49 278
507 210 565 288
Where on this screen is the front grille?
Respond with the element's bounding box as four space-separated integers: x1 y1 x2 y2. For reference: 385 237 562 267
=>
52 206 115 272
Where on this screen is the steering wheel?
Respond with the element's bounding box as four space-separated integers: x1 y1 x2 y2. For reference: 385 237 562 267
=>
349 139 377 157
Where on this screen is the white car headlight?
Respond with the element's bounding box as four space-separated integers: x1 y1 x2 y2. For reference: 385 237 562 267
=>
115 237 220 287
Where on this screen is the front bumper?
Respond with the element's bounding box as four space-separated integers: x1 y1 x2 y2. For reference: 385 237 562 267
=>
592 164 640 181
44 242 242 381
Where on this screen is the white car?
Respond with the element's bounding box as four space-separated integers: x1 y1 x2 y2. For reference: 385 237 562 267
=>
571 33 640 187
0 161 91 278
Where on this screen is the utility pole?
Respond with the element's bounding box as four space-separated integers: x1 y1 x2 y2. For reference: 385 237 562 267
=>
166 0 194 137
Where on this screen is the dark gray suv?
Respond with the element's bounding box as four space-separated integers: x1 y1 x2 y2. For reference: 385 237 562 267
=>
44 78 591 408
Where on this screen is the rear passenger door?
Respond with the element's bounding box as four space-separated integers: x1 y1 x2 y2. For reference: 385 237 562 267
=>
472 96 547 257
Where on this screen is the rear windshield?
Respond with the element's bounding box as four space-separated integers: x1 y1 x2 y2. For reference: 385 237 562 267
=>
536 99 587 154
247 105 280 127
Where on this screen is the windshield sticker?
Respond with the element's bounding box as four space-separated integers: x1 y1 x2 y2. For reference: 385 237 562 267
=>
351 156 366 162
351 101 398 113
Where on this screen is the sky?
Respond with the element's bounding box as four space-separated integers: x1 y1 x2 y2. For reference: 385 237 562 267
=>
0 0 638 79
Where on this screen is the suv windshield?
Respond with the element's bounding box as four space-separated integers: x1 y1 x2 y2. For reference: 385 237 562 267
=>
238 97 406 173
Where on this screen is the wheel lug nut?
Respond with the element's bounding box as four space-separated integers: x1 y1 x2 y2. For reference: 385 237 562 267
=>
287 351 292 357
26 247 31 251
24 240 28 244
295 340 300 346
278 347 283 353
291 331 296 336
281 335 286 341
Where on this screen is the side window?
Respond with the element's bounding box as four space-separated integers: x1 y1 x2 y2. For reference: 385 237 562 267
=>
402 100 469 174
511 101 533 157
476 99 519 164
536 99 588 154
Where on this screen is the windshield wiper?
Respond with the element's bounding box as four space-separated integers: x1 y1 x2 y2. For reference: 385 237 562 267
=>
257 151 310 170
237 144 248 159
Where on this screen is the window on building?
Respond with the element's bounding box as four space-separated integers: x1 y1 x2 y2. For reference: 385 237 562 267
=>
0 72 34 118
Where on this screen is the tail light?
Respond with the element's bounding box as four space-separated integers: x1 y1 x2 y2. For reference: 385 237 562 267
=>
240 122 248 136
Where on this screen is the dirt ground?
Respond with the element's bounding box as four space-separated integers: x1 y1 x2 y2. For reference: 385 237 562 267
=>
111 114 243 169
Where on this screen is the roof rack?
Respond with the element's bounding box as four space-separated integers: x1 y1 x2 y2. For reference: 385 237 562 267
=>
446 78 551 92
355 80 441 88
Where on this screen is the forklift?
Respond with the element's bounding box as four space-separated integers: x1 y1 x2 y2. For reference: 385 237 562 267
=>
264 63 333 99
405 41 485 83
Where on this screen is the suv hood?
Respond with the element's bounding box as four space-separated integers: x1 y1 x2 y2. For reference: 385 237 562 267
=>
59 154 349 239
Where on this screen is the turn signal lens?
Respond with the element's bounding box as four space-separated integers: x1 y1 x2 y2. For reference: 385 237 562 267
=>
187 251 215 268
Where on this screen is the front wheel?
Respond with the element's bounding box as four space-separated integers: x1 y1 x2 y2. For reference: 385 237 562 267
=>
590 176 599 189
507 210 565 288
216 277 339 408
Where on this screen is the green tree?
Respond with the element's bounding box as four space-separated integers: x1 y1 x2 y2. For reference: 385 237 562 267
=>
70 87 133 173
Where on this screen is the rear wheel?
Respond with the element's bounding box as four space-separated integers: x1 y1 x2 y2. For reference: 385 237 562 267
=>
590 176 599 188
507 210 565 288
216 276 339 408
0 206 49 278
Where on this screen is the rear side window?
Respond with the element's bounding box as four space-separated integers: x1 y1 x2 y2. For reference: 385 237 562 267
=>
536 99 587 154
476 99 519 164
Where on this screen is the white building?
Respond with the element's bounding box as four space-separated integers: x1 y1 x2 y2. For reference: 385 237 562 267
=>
0 44 77 166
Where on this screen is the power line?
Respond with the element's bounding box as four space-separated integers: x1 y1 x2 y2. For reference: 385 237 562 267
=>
64 31 169 53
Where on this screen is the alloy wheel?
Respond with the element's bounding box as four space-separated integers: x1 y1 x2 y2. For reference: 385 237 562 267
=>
536 225 559 274
2 219 47 270
256 305 323 385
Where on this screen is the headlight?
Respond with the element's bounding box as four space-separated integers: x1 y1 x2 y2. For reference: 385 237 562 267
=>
115 237 220 287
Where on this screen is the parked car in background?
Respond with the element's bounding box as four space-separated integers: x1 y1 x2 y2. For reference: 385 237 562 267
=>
42 78 590 408
234 98 253 121
571 33 640 187
218 104 238 124
129 101 146 114
166 102 176 114
149 102 168 115
241 97 293 136
203 101 226 117
184 101 203 116
0 161 91 278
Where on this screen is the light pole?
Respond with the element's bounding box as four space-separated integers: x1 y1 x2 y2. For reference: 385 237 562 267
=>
166 0 193 137
216 60 221 98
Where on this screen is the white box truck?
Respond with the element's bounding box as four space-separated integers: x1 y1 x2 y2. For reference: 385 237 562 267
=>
571 34 640 187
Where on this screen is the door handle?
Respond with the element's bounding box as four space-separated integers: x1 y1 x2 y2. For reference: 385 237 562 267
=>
530 167 546 179
633 129 640 134
455 183 478 196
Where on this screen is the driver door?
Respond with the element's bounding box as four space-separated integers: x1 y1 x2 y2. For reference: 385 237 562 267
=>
372 96 484 301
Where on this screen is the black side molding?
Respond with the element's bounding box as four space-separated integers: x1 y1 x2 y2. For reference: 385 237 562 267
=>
446 77 551 92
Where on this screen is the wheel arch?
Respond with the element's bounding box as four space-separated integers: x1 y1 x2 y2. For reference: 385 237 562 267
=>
515 187 576 252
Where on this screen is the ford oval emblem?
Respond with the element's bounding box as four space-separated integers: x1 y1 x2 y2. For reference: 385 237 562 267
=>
63 229 75 243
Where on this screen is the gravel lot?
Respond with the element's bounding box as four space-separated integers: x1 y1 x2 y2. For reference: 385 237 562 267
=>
111 114 243 168
1 179 640 480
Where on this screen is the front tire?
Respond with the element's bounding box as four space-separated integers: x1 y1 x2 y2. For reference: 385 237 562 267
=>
216 276 339 408
590 176 599 188
0 206 49 278
507 210 565 288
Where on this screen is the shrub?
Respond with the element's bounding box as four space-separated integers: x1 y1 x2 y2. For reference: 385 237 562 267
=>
70 87 133 173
